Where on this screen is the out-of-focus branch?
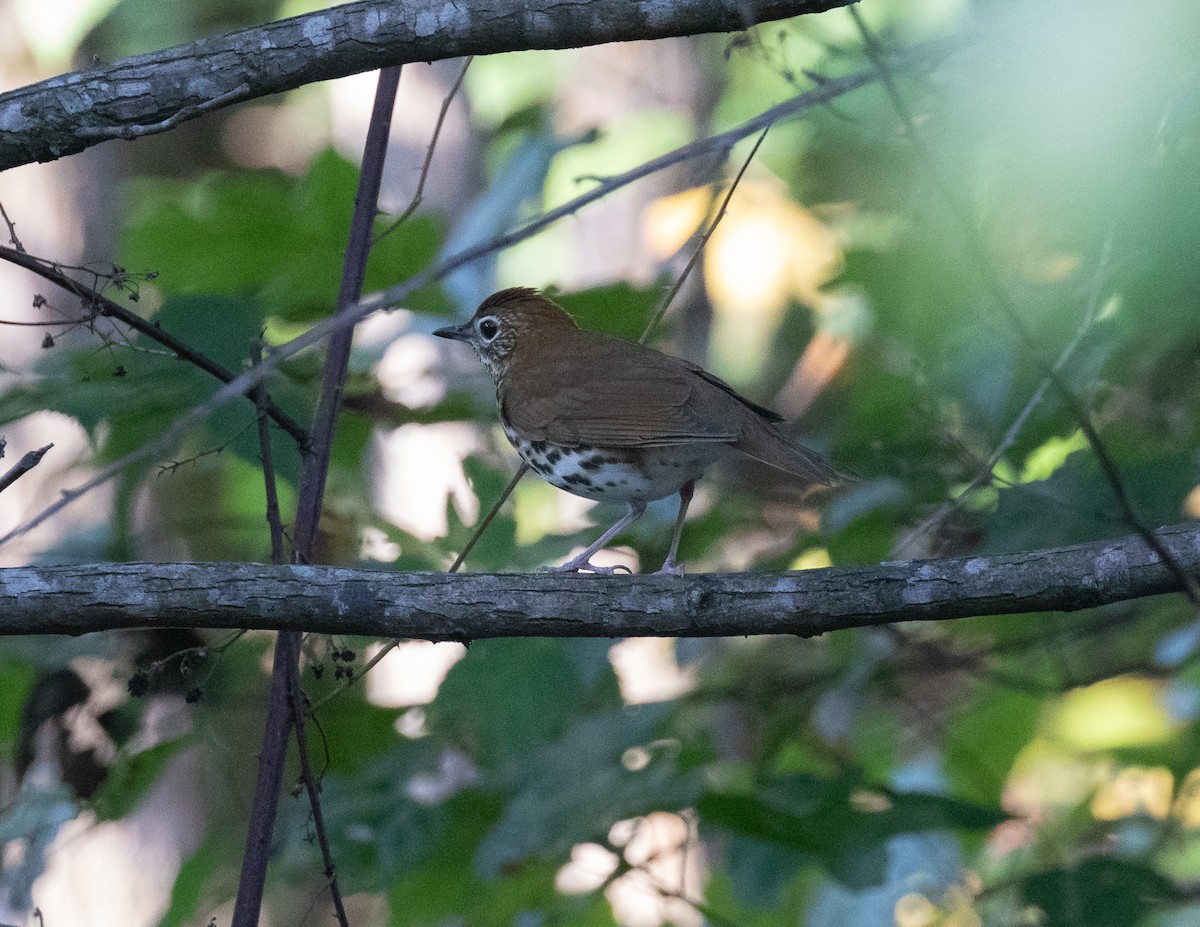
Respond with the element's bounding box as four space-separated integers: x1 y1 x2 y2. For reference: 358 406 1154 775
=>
0 49 942 552
0 0 854 171
1 522 1195 638
850 9 1200 608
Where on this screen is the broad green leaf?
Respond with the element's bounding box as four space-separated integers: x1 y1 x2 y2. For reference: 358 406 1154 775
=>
428 638 585 771
1022 858 1179 927
476 705 696 876
89 736 192 821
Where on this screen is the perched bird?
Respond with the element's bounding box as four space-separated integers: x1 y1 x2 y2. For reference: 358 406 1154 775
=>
434 288 843 574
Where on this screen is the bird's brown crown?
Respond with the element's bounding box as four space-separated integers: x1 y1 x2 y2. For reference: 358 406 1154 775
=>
454 288 578 380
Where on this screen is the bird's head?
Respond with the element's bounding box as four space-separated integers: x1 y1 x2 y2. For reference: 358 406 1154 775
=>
433 288 578 381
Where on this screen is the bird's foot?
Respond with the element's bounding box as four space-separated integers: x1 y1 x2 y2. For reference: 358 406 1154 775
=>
654 558 685 577
545 558 634 575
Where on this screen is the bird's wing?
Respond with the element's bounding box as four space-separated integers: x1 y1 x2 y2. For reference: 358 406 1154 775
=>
501 337 742 448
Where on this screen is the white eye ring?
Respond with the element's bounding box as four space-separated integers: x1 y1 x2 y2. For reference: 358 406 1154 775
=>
477 316 500 341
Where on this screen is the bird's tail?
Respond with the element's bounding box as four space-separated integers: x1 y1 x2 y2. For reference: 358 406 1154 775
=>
735 418 846 486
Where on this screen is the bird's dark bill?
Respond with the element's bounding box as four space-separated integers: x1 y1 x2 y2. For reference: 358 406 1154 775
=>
433 323 471 342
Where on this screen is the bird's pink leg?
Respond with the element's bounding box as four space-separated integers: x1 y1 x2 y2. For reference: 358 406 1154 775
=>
549 501 647 574
655 480 694 576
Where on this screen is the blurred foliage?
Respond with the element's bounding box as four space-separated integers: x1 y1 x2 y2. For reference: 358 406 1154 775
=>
1 0 1200 926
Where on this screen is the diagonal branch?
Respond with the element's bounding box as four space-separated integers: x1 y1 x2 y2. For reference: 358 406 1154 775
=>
0 522 1196 638
0 0 855 171
0 245 310 449
0 54 916 553
850 9 1200 608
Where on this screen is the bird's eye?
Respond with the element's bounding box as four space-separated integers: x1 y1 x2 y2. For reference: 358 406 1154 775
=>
477 317 500 341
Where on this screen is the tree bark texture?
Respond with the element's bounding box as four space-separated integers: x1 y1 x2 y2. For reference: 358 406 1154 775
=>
0 0 854 171
1 522 1195 639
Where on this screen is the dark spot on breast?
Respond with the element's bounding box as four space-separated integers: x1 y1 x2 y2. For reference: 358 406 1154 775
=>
530 440 548 454
563 473 593 488
605 480 617 487
580 456 604 472
544 449 562 465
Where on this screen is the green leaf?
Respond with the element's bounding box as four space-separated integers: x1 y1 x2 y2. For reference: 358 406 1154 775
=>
122 151 447 322
1022 858 1180 927
476 705 696 876
158 832 239 927
698 774 1006 889
558 283 659 342
428 638 585 771
945 686 1041 806
984 448 1198 554
90 737 192 821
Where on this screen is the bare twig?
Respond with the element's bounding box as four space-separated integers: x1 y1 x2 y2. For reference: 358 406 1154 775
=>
286 656 350 927
76 84 251 141
0 201 24 252
0 444 52 495
640 126 770 343
0 245 309 448
253 341 287 565
448 461 529 574
376 57 474 243
850 9 1200 607
905 230 1116 549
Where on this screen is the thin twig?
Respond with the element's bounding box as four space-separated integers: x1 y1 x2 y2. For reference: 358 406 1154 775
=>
0 201 24 252
286 656 350 927
375 57 473 244
253 341 287 565
311 459 530 712
0 444 52 495
231 62 402 927
640 126 770 343
75 84 251 141
0 245 309 449
906 229 1116 548
850 9 1200 607
448 461 529 573
0 316 93 326
0 56 923 553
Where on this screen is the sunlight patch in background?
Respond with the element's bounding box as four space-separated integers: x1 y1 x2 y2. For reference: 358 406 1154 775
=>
369 423 478 542
1052 676 1177 751
644 179 841 387
364 641 466 708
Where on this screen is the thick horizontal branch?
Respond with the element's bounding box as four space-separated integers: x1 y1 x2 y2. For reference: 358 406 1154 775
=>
1 523 1196 639
0 0 851 171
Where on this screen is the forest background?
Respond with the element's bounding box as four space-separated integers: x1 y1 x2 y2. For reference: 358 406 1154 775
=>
0 0 1198 925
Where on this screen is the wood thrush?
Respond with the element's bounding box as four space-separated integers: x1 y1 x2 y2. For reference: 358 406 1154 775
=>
435 288 843 574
